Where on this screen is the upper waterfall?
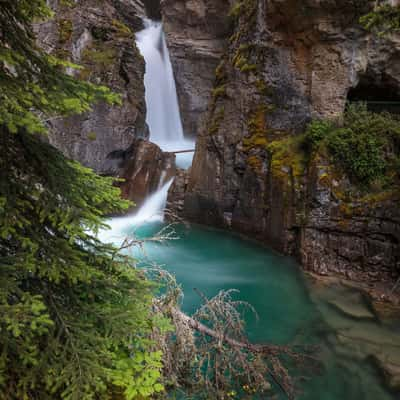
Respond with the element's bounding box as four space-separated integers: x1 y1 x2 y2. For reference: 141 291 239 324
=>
136 20 184 148
136 19 195 169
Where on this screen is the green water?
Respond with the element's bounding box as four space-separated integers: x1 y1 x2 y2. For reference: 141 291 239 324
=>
112 222 400 400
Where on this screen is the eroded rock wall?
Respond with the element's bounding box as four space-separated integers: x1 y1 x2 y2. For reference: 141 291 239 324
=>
161 0 231 136
36 0 148 173
180 0 400 286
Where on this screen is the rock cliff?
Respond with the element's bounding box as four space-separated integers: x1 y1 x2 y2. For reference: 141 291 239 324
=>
163 0 400 290
161 0 231 136
36 0 148 174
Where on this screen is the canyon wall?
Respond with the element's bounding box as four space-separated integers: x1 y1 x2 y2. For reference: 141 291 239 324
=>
161 0 231 136
163 0 400 288
36 0 148 174
36 0 176 206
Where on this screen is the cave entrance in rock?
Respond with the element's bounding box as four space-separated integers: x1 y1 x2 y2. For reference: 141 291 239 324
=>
347 78 400 114
143 0 161 21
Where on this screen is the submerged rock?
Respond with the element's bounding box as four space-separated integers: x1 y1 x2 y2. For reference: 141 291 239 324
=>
328 295 375 321
374 356 400 391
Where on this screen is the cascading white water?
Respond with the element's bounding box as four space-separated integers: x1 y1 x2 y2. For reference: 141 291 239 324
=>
130 178 173 225
100 19 195 241
136 20 184 147
136 19 194 169
99 179 174 244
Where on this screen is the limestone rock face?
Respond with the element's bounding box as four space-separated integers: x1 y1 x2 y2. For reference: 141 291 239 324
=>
35 0 148 173
179 0 400 287
161 0 231 136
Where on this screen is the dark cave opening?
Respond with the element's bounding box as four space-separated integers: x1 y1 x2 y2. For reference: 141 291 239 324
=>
347 77 400 114
143 0 162 21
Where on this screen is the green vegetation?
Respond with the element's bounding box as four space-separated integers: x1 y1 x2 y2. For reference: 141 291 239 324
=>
208 106 225 135
211 84 227 99
87 131 97 141
0 2 164 399
304 103 400 186
0 130 165 400
82 44 117 71
112 19 133 38
268 134 307 181
58 18 73 44
0 1 120 135
360 3 400 35
243 105 269 149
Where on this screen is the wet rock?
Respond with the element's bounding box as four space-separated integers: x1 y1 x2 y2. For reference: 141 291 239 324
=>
113 139 176 207
167 167 190 217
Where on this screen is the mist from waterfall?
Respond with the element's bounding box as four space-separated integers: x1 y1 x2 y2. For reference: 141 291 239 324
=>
136 19 194 169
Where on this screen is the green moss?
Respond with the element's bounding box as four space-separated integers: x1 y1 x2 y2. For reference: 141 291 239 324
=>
229 1 244 19
87 131 97 141
243 106 269 150
60 0 75 8
267 134 307 181
58 19 73 44
53 48 71 60
212 84 227 100
255 79 271 95
358 189 399 205
233 53 247 69
242 105 280 151
215 60 227 82
208 107 225 135
247 155 264 173
112 19 132 38
240 63 257 73
360 4 400 36
81 42 117 78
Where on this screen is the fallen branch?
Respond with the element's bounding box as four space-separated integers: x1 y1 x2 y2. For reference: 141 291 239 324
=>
170 307 296 399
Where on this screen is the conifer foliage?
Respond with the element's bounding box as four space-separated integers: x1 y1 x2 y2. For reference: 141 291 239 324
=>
0 1 163 399
0 0 120 134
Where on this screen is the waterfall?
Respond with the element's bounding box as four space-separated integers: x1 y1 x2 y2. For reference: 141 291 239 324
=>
136 19 194 169
130 178 173 225
99 178 174 244
136 20 184 148
100 19 194 243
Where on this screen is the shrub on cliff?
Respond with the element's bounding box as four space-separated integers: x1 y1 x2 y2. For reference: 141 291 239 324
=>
360 3 400 36
305 103 400 186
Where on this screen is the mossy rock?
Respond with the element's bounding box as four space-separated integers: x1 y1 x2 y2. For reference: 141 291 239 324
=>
267 134 307 181
58 19 73 44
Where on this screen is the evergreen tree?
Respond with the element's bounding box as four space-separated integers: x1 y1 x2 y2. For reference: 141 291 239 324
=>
0 1 164 399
